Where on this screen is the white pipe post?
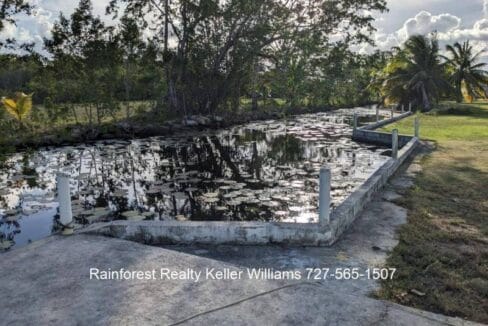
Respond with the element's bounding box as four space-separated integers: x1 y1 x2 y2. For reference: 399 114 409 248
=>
392 129 399 159
57 172 74 235
353 113 358 130
318 167 331 225
391 106 394 119
409 102 412 112
414 117 420 138
401 104 404 113
376 106 379 122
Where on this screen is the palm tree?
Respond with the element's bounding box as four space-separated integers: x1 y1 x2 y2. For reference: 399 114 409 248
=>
445 41 488 103
380 35 449 111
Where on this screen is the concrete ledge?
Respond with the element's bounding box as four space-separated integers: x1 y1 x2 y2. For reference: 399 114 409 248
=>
328 136 418 244
361 111 412 130
353 111 413 146
353 129 412 147
83 220 332 246
84 111 418 246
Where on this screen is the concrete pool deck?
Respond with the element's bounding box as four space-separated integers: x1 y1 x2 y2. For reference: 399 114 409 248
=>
0 146 481 325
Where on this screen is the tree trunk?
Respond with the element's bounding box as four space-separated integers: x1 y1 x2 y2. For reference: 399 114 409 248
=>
71 104 79 125
455 81 463 103
421 86 431 112
251 61 259 111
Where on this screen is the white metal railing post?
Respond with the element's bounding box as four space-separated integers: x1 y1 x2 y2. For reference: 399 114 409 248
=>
57 172 74 235
409 102 412 112
401 104 404 113
392 129 399 159
376 106 379 123
318 167 331 225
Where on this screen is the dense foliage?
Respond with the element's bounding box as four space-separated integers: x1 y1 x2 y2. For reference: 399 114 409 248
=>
0 0 388 128
0 0 486 132
444 41 488 103
372 35 487 111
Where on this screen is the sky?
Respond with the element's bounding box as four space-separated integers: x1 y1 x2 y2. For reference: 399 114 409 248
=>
1 0 487 59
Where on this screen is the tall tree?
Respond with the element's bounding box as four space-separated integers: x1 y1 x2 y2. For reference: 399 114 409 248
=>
380 35 449 111
119 15 144 119
44 0 122 129
445 41 488 103
107 0 387 115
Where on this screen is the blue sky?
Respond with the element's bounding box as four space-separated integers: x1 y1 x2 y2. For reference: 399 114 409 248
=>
1 0 487 59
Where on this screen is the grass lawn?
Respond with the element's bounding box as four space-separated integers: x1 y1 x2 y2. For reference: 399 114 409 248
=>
378 101 488 323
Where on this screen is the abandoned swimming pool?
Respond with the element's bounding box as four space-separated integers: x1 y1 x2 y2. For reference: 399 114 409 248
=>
0 107 394 249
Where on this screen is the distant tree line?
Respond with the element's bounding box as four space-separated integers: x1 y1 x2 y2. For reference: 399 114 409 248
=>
1 0 487 130
0 0 390 125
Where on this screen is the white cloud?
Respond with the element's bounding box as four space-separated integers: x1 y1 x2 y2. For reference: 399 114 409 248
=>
361 2 488 61
0 6 54 53
0 0 114 54
397 11 460 41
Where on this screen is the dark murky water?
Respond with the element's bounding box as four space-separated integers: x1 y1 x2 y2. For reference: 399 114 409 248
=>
0 108 391 250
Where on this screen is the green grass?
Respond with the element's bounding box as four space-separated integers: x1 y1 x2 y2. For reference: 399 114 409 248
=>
383 102 488 141
378 101 488 323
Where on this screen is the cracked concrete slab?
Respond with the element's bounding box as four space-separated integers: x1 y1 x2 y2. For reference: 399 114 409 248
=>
0 147 481 325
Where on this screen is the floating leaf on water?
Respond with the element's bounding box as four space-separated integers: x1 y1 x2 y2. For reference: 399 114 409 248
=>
121 210 139 219
246 179 260 184
230 183 245 190
172 192 187 200
219 185 232 191
289 206 303 212
176 215 187 221
203 192 219 198
0 239 14 250
184 187 198 193
146 188 161 194
120 211 144 221
274 211 289 217
93 207 111 215
113 190 128 197
262 201 280 208
5 209 19 216
215 206 228 212
6 215 20 222
227 200 242 206
244 198 260 204
201 197 219 204
77 173 90 180
271 194 290 201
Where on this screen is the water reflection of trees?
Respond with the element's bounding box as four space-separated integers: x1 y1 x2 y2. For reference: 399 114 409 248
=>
0 110 389 235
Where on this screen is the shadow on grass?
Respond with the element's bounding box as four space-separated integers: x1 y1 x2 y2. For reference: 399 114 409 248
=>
377 144 488 324
436 103 488 119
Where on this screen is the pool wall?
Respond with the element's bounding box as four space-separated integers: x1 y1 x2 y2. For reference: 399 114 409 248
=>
83 112 419 246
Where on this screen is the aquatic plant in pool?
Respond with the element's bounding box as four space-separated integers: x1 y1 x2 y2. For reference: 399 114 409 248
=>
0 108 390 249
